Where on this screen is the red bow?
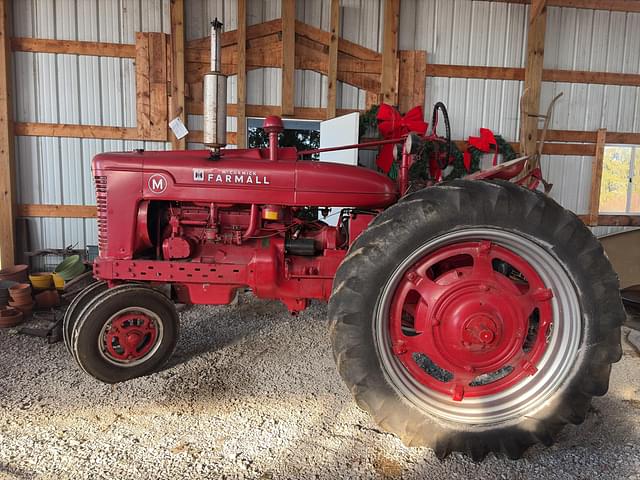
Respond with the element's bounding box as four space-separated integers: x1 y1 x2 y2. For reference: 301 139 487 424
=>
376 104 428 173
463 128 498 172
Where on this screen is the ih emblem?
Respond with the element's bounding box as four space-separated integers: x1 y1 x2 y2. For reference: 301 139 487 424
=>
148 174 168 194
193 169 205 182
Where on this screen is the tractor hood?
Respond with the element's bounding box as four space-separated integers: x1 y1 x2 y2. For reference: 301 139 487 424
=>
92 147 399 209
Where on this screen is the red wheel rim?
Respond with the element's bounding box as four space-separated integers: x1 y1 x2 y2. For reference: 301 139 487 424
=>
101 310 160 364
388 240 554 402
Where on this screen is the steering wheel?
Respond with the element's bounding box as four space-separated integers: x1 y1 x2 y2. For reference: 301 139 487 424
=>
431 102 452 170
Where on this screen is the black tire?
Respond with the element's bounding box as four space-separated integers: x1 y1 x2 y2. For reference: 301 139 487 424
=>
70 285 179 383
63 281 108 354
328 180 623 460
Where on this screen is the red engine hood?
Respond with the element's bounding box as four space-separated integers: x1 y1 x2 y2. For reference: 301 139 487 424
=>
93 147 399 208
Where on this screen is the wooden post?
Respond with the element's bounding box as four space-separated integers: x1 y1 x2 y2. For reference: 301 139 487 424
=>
236 0 247 148
326 0 340 119
588 128 607 226
281 0 295 116
0 0 15 268
170 0 186 150
398 51 426 113
380 0 400 105
521 0 547 159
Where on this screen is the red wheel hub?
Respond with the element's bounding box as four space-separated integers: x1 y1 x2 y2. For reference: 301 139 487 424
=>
103 312 159 363
389 240 554 401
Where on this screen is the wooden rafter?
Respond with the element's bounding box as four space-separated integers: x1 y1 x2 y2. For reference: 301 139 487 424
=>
0 0 15 268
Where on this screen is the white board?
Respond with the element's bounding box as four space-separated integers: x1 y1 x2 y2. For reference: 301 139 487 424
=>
319 112 360 225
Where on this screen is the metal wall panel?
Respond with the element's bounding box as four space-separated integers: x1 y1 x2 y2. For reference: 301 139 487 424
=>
401 0 528 141
11 0 170 253
539 7 640 214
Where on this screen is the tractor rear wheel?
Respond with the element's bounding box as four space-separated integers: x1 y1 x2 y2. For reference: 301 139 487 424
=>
328 180 623 460
70 285 179 383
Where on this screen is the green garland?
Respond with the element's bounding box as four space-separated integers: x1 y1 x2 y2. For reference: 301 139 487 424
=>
358 105 517 181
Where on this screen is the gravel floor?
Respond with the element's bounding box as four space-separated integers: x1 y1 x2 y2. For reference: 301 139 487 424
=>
1 294 640 479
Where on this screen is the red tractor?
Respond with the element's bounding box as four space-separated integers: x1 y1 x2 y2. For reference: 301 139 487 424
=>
64 20 624 460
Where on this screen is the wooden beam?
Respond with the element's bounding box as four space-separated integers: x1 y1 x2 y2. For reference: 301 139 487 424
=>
148 33 168 140
169 0 186 150
281 0 295 116
398 51 426 113
588 128 607 226
541 129 640 145
0 0 15 268
295 20 381 62
578 214 640 227
11 37 136 58
478 0 640 13
14 123 141 140
326 0 340 119
136 33 151 138
236 0 247 148
425 63 640 87
186 18 282 50
17 204 97 218
522 0 547 157
380 0 400 105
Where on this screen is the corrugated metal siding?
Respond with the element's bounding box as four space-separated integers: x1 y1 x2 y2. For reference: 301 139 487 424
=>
400 0 528 142
12 0 170 253
540 7 640 213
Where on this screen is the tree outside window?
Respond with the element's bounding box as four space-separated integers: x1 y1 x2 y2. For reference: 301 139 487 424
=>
599 146 640 214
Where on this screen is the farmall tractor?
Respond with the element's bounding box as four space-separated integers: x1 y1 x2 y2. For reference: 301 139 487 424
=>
64 20 624 460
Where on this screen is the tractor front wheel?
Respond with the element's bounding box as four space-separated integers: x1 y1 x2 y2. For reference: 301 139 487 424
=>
328 180 623 460
70 284 179 383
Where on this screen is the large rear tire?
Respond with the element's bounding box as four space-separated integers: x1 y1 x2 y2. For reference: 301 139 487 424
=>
328 180 623 460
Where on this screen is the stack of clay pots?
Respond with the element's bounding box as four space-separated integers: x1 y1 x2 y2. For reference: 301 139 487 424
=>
8 283 34 317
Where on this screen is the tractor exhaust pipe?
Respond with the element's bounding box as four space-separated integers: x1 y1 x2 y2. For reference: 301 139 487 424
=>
203 18 227 154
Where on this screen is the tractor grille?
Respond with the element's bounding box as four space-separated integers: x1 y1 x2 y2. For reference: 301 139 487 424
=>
94 175 108 256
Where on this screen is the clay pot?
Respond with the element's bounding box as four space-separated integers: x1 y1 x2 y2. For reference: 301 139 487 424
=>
0 307 23 328
8 301 34 316
35 289 60 308
9 284 32 304
0 265 28 283
9 297 33 307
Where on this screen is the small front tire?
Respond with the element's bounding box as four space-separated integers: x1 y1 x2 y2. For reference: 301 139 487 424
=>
71 285 179 383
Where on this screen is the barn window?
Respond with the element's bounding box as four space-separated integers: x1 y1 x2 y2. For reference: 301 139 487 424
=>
599 146 640 214
247 118 320 159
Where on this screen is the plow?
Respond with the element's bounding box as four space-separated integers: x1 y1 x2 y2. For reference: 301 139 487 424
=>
63 19 624 460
